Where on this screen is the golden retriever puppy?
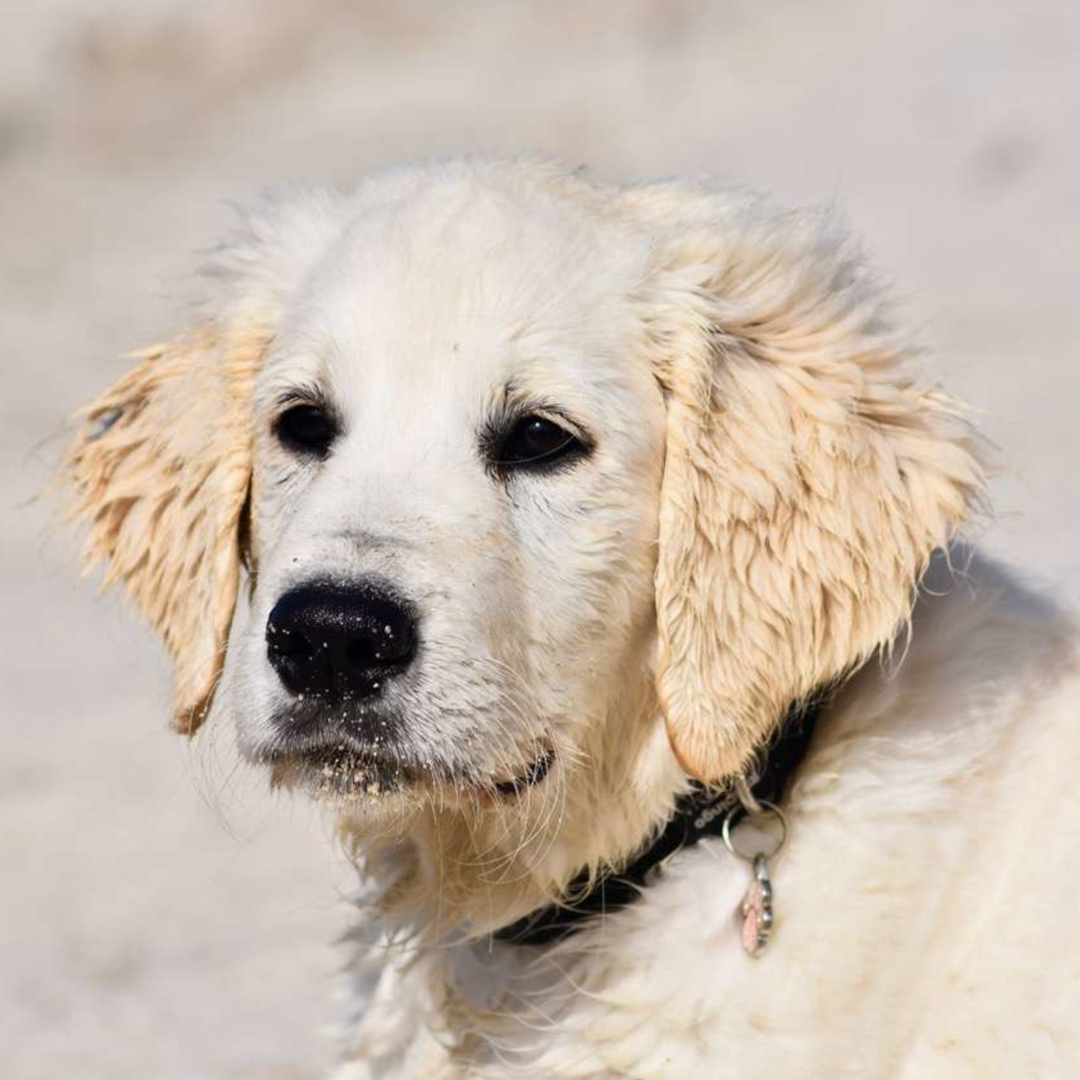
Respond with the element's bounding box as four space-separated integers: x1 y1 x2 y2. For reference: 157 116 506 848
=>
64 158 1080 1079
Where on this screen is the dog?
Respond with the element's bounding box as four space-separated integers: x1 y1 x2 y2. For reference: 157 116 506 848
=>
63 157 1080 1078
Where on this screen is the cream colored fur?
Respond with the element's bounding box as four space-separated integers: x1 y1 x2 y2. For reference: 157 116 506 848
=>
63 158 1080 1078
334 552 1080 1080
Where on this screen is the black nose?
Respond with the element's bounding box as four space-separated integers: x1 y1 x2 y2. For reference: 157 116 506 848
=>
266 583 417 701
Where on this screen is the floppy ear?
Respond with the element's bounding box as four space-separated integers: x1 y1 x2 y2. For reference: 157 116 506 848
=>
63 321 269 733
629 187 985 783
62 190 343 734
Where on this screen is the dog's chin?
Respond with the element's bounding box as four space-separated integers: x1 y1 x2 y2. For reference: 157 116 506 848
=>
250 728 556 809
264 742 420 803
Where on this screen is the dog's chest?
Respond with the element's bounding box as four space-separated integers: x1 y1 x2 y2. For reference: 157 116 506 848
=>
336 837 914 1079
335 703 1080 1080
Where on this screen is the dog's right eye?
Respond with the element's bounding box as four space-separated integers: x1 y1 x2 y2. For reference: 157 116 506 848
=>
490 414 588 474
275 404 337 458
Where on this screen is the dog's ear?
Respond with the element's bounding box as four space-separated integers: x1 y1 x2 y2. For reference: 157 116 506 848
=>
627 187 986 783
62 190 341 734
63 321 269 734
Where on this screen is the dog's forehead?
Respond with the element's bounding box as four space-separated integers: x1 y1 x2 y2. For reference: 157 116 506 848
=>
269 180 650 413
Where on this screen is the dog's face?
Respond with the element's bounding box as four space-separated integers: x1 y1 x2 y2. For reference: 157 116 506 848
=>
231 189 666 810
65 160 982 924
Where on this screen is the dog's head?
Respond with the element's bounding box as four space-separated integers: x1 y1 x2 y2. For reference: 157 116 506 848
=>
64 159 983 926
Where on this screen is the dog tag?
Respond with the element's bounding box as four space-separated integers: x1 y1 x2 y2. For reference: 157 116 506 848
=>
722 800 787 957
739 854 774 956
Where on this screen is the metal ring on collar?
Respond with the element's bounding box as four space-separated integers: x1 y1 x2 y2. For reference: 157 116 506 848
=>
721 799 788 862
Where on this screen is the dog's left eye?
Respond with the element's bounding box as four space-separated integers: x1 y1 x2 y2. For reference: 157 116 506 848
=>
492 415 586 472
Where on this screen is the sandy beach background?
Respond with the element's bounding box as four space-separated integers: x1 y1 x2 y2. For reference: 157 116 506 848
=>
2 2 1077 1076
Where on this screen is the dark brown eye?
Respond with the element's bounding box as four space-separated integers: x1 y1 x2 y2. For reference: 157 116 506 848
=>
492 415 587 472
275 404 336 458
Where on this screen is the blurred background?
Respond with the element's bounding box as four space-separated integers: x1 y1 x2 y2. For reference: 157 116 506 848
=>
2 1 1077 1077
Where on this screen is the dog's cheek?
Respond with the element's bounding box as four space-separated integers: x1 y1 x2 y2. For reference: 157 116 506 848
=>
531 480 661 732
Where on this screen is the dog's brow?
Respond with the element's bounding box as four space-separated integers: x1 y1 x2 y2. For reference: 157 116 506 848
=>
275 381 331 409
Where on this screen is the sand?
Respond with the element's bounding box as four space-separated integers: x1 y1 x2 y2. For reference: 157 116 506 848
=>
2 1 1078 1076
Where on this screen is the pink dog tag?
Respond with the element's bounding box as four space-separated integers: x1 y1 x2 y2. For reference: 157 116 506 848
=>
723 800 787 957
739 855 774 956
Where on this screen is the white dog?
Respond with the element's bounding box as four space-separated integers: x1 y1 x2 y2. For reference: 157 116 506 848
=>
64 158 1080 1079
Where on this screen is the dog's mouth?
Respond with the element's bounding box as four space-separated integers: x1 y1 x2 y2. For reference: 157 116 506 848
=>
259 736 555 802
492 746 555 796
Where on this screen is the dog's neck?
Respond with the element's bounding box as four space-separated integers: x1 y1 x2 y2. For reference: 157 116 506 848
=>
493 694 825 946
342 684 686 940
342 686 825 946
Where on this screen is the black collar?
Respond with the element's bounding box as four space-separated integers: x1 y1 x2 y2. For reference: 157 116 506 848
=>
493 695 825 947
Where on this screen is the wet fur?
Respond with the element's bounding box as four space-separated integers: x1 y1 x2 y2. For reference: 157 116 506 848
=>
63 158 1080 1078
